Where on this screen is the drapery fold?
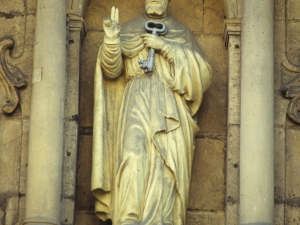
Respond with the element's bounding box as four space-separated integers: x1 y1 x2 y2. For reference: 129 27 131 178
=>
92 13 212 224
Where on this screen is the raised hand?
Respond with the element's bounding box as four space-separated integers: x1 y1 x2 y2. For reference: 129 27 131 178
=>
103 6 120 39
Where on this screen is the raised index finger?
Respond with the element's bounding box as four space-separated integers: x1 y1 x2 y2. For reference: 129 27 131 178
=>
111 6 115 22
115 8 119 24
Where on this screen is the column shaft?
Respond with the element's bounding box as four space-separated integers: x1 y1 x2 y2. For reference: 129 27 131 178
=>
240 0 274 224
23 0 66 224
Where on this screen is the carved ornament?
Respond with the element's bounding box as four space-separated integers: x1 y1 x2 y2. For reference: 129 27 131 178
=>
280 61 300 124
0 37 27 114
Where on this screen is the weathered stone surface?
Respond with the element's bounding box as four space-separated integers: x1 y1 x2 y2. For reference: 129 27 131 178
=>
286 22 300 66
79 31 102 127
14 196 25 225
186 210 225 225
274 204 284 225
75 210 104 225
226 125 239 225
286 128 300 201
0 0 25 15
275 0 285 20
63 121 78 197
0 16 25 57
19 14 36 119
5 196 19 225
188 138 225 210
67 0 91 17
197 35 227 134
0 115 22 204
85 0 205 34
19 118 29 195
76 135 94 210
168 0 204 33
25 0 37 14
287 0 300 20
285 205 300 224
203 0 224 35
61 198 75 225
0 207 4 225
227 35 241 126
274 127 285 204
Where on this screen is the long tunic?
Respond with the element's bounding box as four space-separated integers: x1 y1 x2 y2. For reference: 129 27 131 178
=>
92 13 212 225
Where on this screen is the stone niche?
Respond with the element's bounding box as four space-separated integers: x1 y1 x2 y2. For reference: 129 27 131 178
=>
75 0 227 224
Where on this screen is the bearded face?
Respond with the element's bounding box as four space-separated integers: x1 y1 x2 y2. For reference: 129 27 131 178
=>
146 0 169 17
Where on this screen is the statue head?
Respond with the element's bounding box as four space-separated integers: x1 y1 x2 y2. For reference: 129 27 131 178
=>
146 0 170 18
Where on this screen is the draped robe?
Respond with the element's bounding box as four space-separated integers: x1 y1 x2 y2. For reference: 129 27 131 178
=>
92 13 212 225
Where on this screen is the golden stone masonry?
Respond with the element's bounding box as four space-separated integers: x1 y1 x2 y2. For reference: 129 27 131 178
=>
0 0 298 224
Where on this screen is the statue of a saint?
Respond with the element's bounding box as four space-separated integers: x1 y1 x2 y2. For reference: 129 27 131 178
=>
91 0 212 224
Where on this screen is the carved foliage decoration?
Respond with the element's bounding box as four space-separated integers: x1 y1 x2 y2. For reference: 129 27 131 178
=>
280 62 300 124
0 36 27 114
280 0 300 124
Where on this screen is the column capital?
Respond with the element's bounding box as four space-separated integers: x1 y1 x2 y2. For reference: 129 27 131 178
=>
67 15 87 44
223 19 241 49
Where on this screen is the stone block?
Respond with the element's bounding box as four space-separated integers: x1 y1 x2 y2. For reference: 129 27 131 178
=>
85 0 203 33
5 196 19 225
19 15 36 119
227 35 241 125
0 16 25 57
225 125 239 225
0 0 25 15
76 135 95 210
274 204 284 225
287 0 300 20
285 205 300 224
75 210 104 225
186 210 225 225
25 0 37 14
15 196 25 225
225 203 238 225
65 30 81 119
61 198 75 225
203 0 224 35
286 128 300 201
274 127 285 204
285 128 300 224
63 121 79 197
275 0 285 20
0 115 22 204
188 138 225 211
286 21 300 66
19 118 29 195
274 20 286 67
168 0 204 34
196 35 227 134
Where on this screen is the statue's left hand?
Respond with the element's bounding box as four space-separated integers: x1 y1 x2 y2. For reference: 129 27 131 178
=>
140 34 166 50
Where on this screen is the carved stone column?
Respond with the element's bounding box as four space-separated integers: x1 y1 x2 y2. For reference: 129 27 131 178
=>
223 19 241 225
240 0 274 224
60 15 86 225
23 0 66 224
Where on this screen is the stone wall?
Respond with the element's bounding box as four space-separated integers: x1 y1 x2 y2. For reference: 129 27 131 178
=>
75 0 227 224
274 0 300 223
2 0 300 224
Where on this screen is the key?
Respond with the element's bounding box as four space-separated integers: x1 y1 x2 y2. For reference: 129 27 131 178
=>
139 21 168 74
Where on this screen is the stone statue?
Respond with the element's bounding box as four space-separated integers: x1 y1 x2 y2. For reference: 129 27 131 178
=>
91 0 212 224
